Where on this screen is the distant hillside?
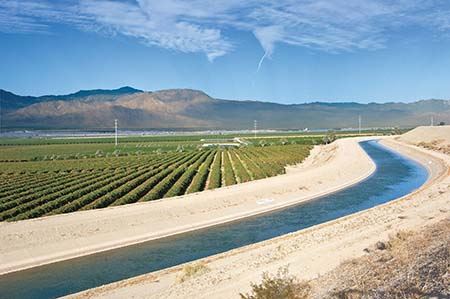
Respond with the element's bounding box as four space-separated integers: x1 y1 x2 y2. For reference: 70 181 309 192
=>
1 87 449 130
0 87 142 111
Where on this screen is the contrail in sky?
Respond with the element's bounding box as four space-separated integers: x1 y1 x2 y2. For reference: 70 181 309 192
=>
256 51 268 73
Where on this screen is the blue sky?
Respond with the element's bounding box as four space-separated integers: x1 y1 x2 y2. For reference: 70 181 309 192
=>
1 0 450 104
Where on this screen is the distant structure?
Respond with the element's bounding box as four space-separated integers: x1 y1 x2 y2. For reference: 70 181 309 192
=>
430 115 434 126
202 143 240 148
114 119 118 146
200 137 244 148
254 120 258 138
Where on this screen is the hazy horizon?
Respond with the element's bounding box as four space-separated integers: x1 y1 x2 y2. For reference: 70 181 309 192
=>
3 86 450 106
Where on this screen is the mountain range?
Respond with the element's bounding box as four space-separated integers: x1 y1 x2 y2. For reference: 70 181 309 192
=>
1 87 449 130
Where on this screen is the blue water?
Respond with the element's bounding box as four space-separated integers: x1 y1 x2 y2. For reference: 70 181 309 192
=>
0 140 429 299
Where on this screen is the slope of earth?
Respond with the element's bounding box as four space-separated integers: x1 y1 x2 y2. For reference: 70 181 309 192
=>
397 125 450 154
307 218 449 298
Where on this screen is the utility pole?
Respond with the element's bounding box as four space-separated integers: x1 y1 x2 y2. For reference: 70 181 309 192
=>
254 120 258 138
0 90 2 136
114 119 118 146
358 115 362 134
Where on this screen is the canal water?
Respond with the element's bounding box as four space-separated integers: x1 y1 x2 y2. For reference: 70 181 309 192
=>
0 140 429 299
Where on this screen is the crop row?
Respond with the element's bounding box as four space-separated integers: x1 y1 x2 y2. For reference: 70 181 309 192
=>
48 153 188 213
186 151 216 194
1 145 312 221
0 151 179 175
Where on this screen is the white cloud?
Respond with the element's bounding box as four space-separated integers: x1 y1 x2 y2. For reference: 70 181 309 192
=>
2 0 450 64
77 0 234 61
253 25 283 71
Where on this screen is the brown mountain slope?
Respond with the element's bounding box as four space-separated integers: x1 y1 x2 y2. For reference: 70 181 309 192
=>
2 88 450 129
6 89 212 129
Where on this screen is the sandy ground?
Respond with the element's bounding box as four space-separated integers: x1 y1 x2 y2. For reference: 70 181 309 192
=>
0 137 376 275
398 125 450 154
69 136 450 299
398 125 450 146
309 218 449 297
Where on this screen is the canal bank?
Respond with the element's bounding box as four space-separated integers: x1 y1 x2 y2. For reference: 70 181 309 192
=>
0 136 376 275
0 139 438 298
70 138 449 299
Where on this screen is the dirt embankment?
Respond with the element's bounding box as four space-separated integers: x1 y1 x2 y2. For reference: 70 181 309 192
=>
308 218 449 298
69 134 450 299
240 218 449 299
397 125 450 154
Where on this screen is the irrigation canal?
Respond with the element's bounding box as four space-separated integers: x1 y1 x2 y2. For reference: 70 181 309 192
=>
0 140 429 299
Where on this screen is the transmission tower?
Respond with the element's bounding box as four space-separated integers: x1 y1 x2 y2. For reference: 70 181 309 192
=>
114 119 118 146
358 115 362 134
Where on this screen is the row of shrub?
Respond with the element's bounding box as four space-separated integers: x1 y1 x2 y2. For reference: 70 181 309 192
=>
0 151 180 176
228 151 251 183
1 170 124 221
222 151 237 186
0 170 112 217
0 155 181 220
12 168 146 221
238 150 268 180
50 163 170 214
0 145 314 221
186 151 216 194
107 152 199 205
207 151 222 189
0 155 171 209
0 154 183 200
0 172 57 195
242 148 284 176
0 171 95 205
164 151 212 198
84 154 191 209
140 151 207 201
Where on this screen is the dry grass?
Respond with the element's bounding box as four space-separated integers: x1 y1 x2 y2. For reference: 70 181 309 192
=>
176 261 209 283
417 140 450 154
242 219 449 299
312 218 450 298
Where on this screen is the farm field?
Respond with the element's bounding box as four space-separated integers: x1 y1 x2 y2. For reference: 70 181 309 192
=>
0 130 395 222
0 129 402 161
0 134 323 221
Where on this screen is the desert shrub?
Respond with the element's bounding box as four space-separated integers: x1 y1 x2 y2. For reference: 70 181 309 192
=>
324 220 450 299
177 262 209 283
322 131 336 144
387 229 414 250
240 267 311 299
